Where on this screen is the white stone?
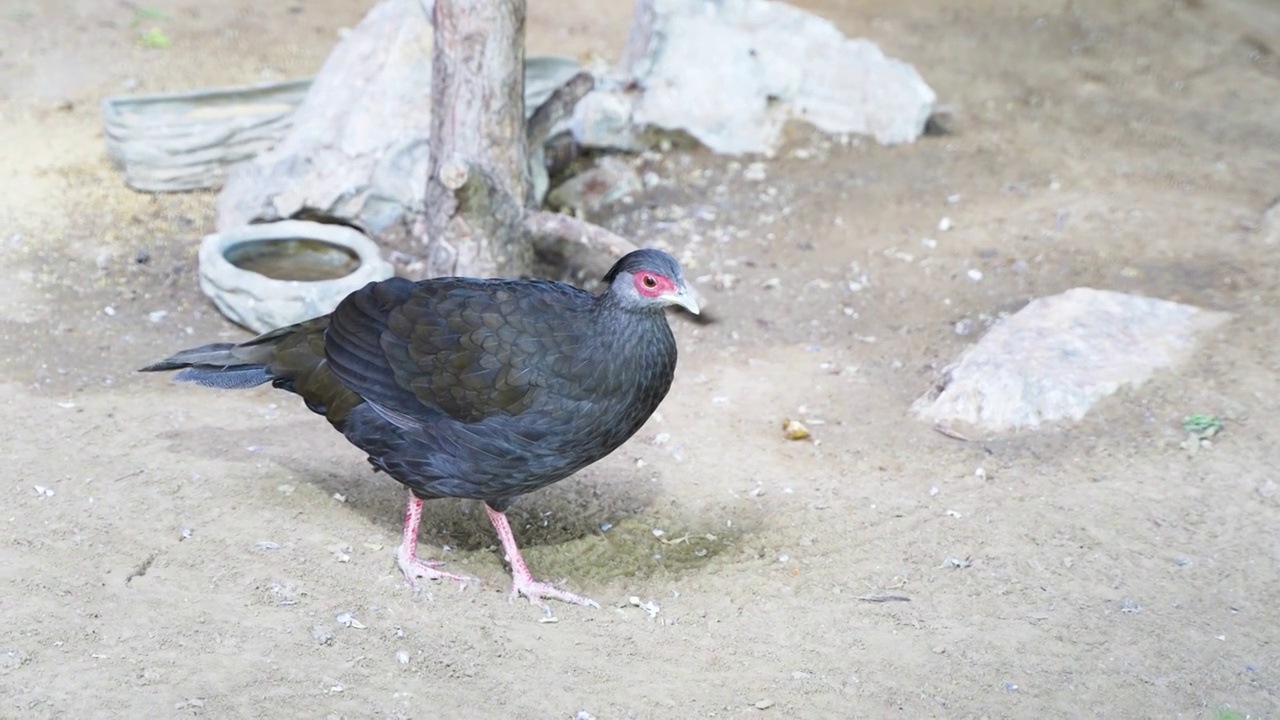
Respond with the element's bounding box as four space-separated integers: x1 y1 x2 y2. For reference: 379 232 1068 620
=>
574 0 935 155
913 288 1232 431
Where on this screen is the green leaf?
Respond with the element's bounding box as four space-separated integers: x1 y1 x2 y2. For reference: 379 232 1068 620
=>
138 26 171 49
1181 413 1224 438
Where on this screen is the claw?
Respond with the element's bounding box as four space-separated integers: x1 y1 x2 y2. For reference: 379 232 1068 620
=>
396 492 475 593
508 575 600 611
485 504 599 612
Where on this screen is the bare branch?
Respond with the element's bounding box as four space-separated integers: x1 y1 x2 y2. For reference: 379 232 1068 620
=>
524 210 639 278
526 71 596 150
524 210 708 311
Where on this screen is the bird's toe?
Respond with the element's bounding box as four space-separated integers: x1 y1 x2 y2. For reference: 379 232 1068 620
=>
510 576 598 610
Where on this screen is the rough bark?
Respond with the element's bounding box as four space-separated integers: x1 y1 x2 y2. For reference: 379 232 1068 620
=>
420 0 707 313
421 0 531 278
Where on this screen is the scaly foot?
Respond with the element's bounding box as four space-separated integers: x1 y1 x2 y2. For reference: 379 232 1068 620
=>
396 543 476 594
509 570 600 614
484 503 598 614
396 491 474 595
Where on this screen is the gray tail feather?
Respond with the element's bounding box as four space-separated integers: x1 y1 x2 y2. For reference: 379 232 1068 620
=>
139 343 273 390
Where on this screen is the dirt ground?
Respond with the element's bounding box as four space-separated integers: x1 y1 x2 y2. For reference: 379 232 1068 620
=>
3 0 1279 717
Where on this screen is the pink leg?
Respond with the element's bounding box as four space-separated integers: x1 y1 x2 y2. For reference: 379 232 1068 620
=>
484 504 599 612
396 490 475 593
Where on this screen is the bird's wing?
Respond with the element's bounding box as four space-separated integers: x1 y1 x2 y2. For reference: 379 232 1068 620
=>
324 277 594 427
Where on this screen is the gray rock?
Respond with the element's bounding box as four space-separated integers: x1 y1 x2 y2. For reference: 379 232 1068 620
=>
913 288 1232 432
575 0 936 154
547 156 644 215
198 220 394 333
216 0 434 243
214 0 581 243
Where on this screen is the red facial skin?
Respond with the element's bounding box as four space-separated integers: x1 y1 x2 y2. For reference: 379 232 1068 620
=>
633 271 679 300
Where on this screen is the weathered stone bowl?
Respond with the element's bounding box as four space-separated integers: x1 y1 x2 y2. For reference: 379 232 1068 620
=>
198 220 394 333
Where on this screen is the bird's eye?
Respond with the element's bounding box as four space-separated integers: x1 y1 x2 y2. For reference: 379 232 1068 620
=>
642 275 658 288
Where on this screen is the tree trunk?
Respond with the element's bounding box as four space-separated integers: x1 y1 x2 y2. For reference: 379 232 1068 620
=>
418 0 705 312
421 0 531 278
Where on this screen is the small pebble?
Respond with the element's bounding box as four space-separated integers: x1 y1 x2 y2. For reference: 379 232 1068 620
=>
938 217 954 232
311 625 334 645
755 698 775 710
329 543 352 563
396 650 410 664
967 268 983 281
335 612 365 629
782 419 810 440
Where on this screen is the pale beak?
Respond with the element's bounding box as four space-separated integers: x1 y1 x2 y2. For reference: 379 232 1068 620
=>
663 284 701 315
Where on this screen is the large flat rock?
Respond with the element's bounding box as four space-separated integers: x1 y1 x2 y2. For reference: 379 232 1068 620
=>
913 288 1233 432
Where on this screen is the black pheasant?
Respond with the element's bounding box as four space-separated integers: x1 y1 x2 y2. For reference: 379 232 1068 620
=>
142 249 697 610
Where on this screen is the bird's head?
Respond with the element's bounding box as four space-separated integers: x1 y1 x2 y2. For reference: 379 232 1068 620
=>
602 249 700 315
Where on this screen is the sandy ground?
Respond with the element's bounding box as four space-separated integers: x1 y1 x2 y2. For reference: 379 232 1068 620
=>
3 0 1280 717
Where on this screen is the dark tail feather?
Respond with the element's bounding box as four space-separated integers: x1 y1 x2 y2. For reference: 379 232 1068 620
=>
139 343 273 390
